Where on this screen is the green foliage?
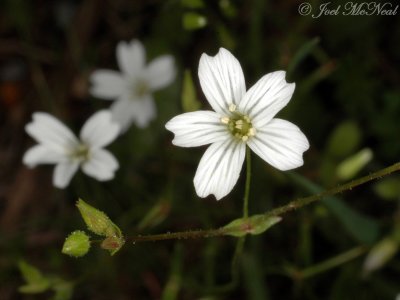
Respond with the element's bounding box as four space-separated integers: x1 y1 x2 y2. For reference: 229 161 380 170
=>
18 261 74 299
223 215 282 237
181 70 201 112
18 260 50 293
336 148 373 180
182 12 207 30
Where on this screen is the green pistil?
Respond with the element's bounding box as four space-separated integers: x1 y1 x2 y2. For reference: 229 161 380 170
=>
71 144 90 161
221 105 256 142
134 80 149 97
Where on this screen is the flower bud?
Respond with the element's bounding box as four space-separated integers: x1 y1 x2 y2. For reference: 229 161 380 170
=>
76 199 121 237
62 230 90 257
101 236 125 256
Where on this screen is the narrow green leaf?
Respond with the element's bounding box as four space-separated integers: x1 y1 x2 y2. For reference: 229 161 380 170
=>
162 244 183 300
181 70 201 112
287 172 380 244
223 215 282 237
137 199 171 230
287 37 320 78
182 12 207 30
336 148 373 180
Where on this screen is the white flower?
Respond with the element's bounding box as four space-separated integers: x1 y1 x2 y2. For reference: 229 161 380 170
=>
166 48 309 200
89 39 176 131
23 110 120 189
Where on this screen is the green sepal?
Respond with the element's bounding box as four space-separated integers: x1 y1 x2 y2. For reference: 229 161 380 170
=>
62 230 90 258
223 214 282 237
76 199 122 238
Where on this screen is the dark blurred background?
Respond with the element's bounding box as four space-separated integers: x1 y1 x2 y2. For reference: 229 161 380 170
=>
1 0 400 299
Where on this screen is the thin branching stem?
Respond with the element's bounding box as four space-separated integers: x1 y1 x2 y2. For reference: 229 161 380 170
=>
129 162 400 243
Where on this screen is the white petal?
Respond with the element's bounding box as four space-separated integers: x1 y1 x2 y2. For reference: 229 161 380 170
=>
53 161 79 188
247 118 309 171
165 111 228 147
80 110 119 148
82 149 119 181
116 39 146 76
145 55 176 91
89 70 126 99
238 71 295 128
23 145 65 167
26 112 78 152
111 96 156 131
194 138 245 200
198 48 246 115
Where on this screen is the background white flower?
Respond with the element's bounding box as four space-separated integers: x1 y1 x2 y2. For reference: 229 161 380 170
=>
166 48 309 200
23 110 120 189
90 39 176 132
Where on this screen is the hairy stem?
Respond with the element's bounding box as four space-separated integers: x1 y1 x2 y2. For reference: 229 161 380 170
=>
129 162 400 243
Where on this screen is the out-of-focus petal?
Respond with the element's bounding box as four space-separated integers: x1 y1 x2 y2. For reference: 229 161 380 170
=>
25 112 78 152
89 70 126 99
82 149 119 181
80 110 119 148
194 138 245 200
23 145 65 167
53 161 79 188
146 55 176 90
247 118 309 171
238 71 295 128
165 111 228 147
116 39 146 76
198 48 246 115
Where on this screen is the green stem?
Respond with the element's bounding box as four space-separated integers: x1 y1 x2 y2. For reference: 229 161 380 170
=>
243 147 252 218
128 162 400 243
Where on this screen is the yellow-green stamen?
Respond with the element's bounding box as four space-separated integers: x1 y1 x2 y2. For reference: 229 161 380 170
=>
221 104 256 142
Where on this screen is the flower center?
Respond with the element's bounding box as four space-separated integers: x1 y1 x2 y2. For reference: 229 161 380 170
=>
221 104 256 142
70 144 90 161
133 79 149 98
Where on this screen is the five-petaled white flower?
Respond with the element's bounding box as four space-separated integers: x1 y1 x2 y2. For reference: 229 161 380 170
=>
23 110 120 189
166 48 309 200
90 39 176 132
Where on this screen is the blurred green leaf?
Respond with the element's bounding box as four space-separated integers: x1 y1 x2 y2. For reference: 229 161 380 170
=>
181 70 201 112
162 244 183 300
287 37 320 78
219 0 237 18
326 121 362 158
287 172 380 244
336 148 373 180
18 260 50 294
373 177 400 200
363 237 399 275
182 12 207 30
223 215 282 237
181 0 204 9
52 279 74 300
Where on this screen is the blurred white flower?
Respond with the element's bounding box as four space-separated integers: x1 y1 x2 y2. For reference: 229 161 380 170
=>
23 110 120 189
90 39 176 131
166 48 309 200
